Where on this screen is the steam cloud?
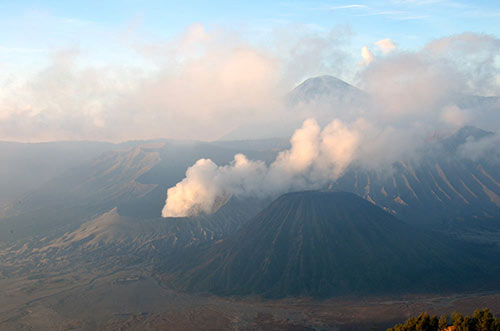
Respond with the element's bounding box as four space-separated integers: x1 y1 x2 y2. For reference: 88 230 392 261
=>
162 32 500 218
162 118 360 217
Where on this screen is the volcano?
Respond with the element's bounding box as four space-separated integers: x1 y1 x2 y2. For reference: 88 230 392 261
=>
164 191 491 298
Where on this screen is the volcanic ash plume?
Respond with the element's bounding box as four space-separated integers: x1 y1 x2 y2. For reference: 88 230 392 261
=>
161 118 360 217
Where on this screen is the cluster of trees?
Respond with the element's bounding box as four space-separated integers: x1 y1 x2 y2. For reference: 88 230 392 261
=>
388 308 500 331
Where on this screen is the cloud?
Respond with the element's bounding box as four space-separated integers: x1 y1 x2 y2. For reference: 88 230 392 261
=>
424 32 500 96
361 46 375 65
440 105 469 127
275 25 353 86
0 23 353 142
0 25 283 142
360 39 397 67
123 43 282 140
162 32 500 217
360 52 461 116
458 134 500 163
0 49 136 142
162 118 361 217
375 38 397 54
353 33 500 163
357 33 500 126
358 34 500 118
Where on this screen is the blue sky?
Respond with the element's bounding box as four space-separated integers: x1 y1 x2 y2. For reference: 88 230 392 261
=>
1 0 499 76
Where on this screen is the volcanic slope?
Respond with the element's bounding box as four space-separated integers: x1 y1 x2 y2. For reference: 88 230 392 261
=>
164 191 494 298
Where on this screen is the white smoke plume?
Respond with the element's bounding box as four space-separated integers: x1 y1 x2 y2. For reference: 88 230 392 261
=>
162 118 360 217
162 32 500 218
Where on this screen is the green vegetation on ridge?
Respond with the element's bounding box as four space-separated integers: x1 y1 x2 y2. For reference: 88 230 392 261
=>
388 308 500 331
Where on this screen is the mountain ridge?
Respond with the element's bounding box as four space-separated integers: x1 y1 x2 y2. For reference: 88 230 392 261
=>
161 191 493 298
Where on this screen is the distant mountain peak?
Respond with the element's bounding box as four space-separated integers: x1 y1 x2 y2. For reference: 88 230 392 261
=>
442 125 494 152
291 75 356 95
287 75 365 108
296 75 353 89
454 125 492 139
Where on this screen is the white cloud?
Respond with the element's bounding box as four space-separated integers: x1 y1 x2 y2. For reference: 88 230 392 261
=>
424 32 500 96
0 24 353 142
375 38 397 54
162 32 500 218
440 105 469 127
361 46 375 65
162 118 361 217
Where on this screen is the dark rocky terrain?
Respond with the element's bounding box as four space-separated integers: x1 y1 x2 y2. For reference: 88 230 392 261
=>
162 191 497 298
335 126 500 230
